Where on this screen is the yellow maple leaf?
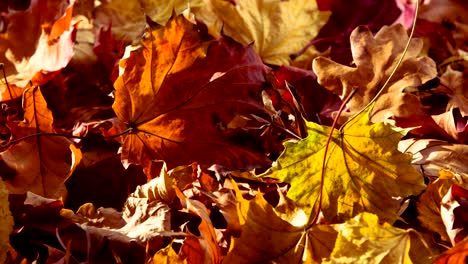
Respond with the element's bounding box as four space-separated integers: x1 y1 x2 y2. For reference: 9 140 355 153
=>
324 212 434 264
194 0 330 65
261 106 425 223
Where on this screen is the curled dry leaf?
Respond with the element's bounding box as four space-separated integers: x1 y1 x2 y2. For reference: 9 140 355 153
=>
175 187 222 264
1 86 73 198
323 212 434 264
113 15 270 176
0 0 76 99
194 0 330 65
416 170 459 243
313 24 437 124
398 138 468 178
441 184 468 246
262 106 425 223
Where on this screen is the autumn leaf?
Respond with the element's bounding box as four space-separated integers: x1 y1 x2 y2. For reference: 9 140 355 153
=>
311 0 405 65
94 0 204 42
398 139 468 178
441 184 468 246
224 180 337 263
262 106 425 223
313 24 437 124
175 187 222 264
113 15 271 176
416 171 457 243
151 242 187 264
434 236 468 264
194 0 330 65
0 0 76 97
0 178 13 264
324 212 434 264
1 86 74 198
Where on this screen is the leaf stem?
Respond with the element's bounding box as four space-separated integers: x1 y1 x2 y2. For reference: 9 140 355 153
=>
308 88 357 227
0 129 132 151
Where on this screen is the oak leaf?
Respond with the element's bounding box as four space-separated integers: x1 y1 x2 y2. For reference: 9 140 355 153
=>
113 15 270 175
313 24 437 124
151 242 187 264
1 86 73 198
194 0 330 65
324 212 434 264
261 106 425 223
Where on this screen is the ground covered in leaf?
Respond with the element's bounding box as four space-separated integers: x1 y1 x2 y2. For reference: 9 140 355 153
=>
1 0 468 263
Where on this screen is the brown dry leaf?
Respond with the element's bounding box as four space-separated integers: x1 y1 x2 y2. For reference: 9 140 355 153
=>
398 138 468 178
417 171 459 243
194 0 330 65
1 86 73 198
0 0 76 95
175 187 222 264
312 24 437 123
113 15 270 176
441 184 468 246
71 164 178 250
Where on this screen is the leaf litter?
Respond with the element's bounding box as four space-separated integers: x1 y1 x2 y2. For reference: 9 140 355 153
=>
0 0 467 263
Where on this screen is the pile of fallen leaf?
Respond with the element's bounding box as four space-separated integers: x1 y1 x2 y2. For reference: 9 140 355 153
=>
1 0 468 263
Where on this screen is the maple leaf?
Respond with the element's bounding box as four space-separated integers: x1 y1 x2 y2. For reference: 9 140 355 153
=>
113 15 271 175
313 24 437 124
1 86 74 198
324 212 434 264
261 106 425 223
225 180 338 263
194 0 330 65
0 178 13 264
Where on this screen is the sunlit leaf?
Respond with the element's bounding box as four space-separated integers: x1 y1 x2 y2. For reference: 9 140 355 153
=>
113 15 270 176
2 86 73 198
194 0 330 65
262 106 425 223
324 212 434 264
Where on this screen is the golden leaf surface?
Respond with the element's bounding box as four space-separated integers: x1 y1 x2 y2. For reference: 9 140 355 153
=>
324 213 434 264
194 0 330 65
262 106 425 223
